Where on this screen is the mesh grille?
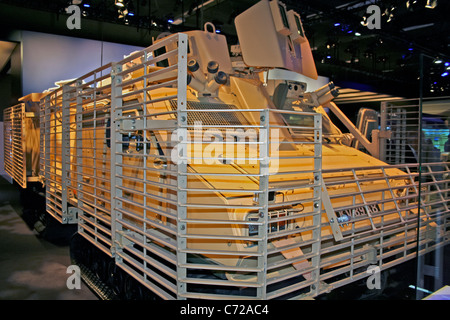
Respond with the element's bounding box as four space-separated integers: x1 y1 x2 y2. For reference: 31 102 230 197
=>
169 100 250 126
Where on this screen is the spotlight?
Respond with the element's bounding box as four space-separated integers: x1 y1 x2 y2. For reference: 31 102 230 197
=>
425 0 438 9
361 15 368 27
383 6 395 23
325 39 336 49
406 0 415 9
127 1 135 16
406 0 421 11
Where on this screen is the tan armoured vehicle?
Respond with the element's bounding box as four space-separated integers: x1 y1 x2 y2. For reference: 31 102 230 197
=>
4 0 449 300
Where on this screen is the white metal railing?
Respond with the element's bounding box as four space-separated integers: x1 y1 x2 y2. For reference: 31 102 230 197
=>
68 63 114 254
41 88 64 222
317 161 450 293
380 98 449 165
110 33 186 300
4 104 27 188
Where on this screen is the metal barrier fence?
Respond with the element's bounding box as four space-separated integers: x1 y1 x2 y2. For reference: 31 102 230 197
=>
41 87 71 223
68 63 114 255
319 162 450 293
380 98 449 165
3 104 26 188
107 33 186 299
3 103 39 188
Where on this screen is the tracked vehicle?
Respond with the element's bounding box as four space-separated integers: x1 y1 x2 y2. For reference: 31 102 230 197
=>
3 0 449 300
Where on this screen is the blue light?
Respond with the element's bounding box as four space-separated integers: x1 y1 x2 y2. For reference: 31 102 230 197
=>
128 12 135 16
334 23 340 27
441 72 449 77
83 4 90 7
326 55 331 59
445 62 450 67
168 19 174 23
347 30 353 34
408 47 414 51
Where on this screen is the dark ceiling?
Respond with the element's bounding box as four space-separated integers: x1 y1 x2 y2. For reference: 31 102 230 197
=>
0 0 449 99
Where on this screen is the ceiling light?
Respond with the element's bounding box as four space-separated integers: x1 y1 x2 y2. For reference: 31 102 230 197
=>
406 0 423 11
361 16 368 26
434 58 443 64
383 6 395 23
425 0 438 9
115 0 124 7
406 0 417 9
127 1 135 16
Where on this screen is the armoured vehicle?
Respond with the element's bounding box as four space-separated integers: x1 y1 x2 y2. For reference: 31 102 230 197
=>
3 0 449 300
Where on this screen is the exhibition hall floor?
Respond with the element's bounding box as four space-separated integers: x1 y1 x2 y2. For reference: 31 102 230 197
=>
0 177 97 300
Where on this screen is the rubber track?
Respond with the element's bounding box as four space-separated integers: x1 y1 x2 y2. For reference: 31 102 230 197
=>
74 259 118 300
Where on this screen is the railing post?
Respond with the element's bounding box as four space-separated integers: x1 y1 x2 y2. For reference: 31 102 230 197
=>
176 33 188 300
